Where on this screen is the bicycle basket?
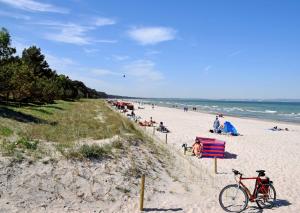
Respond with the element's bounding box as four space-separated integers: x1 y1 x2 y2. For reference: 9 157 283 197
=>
258 177 270 193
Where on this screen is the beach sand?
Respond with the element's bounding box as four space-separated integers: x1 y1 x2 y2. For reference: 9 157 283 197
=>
129 104 300 213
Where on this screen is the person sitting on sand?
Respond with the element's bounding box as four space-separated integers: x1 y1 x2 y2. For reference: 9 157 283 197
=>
139 120 150 126
192 139 202 157
131 110 135 117
271 126 289 131
213 116 220 133
157 122 169 133
158 121 165 131
150 117 156 125
218 113 224 118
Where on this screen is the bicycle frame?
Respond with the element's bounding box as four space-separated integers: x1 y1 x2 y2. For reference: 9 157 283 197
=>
236 175 268 202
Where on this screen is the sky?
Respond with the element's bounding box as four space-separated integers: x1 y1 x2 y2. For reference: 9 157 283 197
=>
0 0 300 99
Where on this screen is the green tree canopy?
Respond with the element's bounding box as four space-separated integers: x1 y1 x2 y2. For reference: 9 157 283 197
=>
0 27 16 64
0 27 107 103
22 46 53 78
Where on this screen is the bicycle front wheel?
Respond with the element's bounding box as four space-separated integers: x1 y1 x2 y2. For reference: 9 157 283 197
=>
219 184 249 212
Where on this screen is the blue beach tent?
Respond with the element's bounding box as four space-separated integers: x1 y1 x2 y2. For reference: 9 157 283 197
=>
223 121 238 136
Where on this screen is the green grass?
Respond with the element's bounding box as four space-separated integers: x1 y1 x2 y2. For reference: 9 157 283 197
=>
16 137 39 150
0 99 171 166
0 99 141 144
0 137 40 161
0 126 13 136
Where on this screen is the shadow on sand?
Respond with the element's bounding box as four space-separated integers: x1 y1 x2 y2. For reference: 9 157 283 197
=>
247 199 291 213
224 151 238 159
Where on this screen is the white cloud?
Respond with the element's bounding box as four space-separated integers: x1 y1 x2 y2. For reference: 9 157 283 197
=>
91 69 119 76
83 48 99 54
0 0 69 13
43 22 91 45
12 39 29 55
145 50 161 56
128 27 176 45
228 50 242 57
204 65 212 72
94 17 116 26
202 65 212 75
0 10 30 20
95 39 118 43
37 21 117 45
124 60 163 81
45 53 76 71
112 55 129 61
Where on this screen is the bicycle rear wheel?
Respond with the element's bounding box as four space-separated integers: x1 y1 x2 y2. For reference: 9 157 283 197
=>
255 184 276 209
219 184 249 212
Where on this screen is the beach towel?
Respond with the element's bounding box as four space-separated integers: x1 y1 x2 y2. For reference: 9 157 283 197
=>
223 121 238 136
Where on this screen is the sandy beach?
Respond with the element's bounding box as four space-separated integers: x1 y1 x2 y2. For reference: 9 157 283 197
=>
129 103 300 213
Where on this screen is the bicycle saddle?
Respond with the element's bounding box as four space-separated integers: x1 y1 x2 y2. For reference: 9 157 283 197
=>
256 170 266 176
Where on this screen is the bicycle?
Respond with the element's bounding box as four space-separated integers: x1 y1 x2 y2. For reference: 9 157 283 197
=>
219 169 276 212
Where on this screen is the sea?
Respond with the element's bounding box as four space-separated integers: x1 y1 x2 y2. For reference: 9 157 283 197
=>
134 98 300 124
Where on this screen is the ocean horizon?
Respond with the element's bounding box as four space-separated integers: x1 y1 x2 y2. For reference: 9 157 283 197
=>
133 98 300 124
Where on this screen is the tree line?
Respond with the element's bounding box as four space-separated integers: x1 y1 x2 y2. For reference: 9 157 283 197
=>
0 27 107 104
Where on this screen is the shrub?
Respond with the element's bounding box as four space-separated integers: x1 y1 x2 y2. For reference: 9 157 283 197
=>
67 144 113 160
16 137 38 150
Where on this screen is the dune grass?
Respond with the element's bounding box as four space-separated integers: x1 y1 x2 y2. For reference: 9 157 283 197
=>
0 99 141 143
0 99 148 160
0 125 13 137
0 137 41 161
0 99 175 187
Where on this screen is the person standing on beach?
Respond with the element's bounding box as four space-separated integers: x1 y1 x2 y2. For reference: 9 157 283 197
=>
213 116 220 133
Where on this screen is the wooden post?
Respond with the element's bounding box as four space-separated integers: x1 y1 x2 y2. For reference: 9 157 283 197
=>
184 148 186 155
140 174 145 211
153 126 155 135
214 157 217 174
165 133 168 144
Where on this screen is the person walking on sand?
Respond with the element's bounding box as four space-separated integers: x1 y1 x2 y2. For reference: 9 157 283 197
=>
213 116 220 133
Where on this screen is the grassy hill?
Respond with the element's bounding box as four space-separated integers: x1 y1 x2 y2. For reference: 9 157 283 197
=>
0 99 146 160
0 99 177 212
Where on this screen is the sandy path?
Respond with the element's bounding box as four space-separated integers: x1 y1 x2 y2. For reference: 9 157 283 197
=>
131 104 300 213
